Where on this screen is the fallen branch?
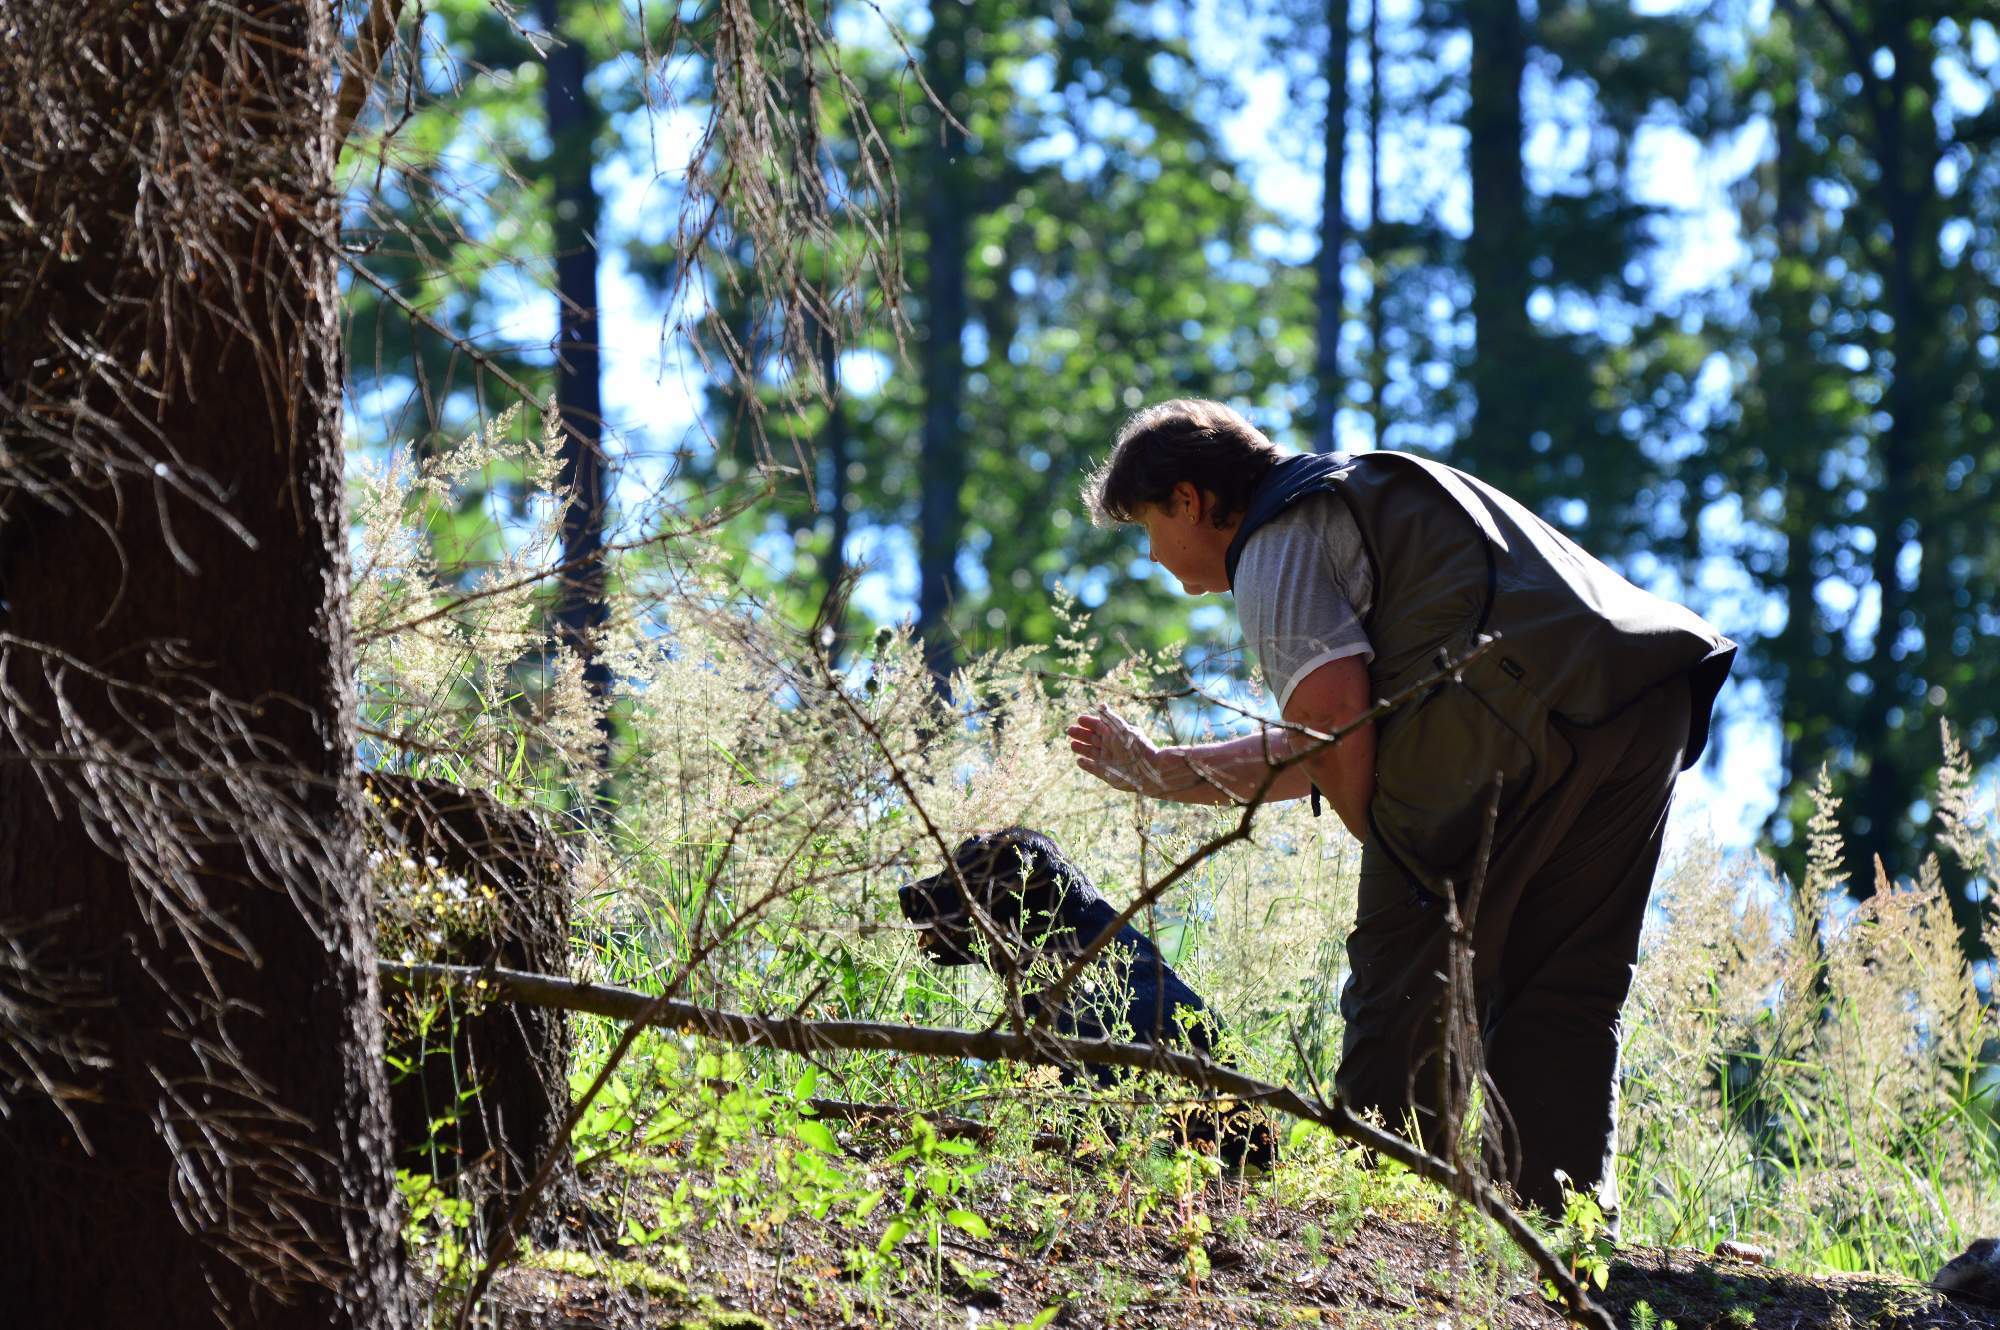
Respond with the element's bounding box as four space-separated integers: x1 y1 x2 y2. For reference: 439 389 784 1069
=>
380 959 1614 1330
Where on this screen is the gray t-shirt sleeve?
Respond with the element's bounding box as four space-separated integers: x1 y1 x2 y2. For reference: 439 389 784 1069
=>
1234 493 1374 712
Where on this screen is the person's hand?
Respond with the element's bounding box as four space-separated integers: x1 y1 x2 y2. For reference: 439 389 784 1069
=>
1067 708 1171 795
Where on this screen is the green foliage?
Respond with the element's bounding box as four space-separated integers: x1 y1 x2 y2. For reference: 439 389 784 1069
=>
1692 5 2000 933
343 13 2000 1317
398 1168 477 1279
1545 1175 1615 1299
684 0 1304 667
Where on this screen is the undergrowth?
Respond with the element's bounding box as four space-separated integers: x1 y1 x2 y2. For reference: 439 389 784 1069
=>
352 421 2000 1323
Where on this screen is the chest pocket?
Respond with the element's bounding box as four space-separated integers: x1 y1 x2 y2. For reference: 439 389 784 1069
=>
1366 662 1553 893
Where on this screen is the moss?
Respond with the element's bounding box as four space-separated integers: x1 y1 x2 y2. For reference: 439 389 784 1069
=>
519 1247 689 1300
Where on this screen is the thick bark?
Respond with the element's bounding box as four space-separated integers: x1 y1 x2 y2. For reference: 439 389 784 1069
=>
1461 0 1534 480
370 775 573 1227
0 4 406 1325
916 0 971 683
541 0 612 734
1312 0 1352 454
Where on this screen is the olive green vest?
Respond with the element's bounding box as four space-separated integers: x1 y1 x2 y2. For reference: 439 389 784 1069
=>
1225 451 1735 889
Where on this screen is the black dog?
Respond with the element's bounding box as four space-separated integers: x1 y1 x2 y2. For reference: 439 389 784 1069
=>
898 828 1274 1170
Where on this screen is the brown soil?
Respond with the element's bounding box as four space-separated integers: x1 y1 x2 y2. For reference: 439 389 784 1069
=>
1600 1245 2000 1330
465 1161 2000 1330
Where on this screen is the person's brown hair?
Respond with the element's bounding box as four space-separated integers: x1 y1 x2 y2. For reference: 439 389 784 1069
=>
1082 398 1284 528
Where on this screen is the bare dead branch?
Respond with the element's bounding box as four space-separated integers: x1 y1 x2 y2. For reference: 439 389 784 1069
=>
334 0 409 147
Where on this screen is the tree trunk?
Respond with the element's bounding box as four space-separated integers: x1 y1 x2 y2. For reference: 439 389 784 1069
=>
0 4 407 1325
816 299 853 622
1852 12 1937 890
541 0 612 743
1366 0 1387 449
1312 0 1352 454
916 0 971 683
1461 0 1534 482
370 775 573 1231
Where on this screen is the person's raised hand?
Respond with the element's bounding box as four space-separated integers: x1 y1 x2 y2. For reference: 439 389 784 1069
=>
1067 707 1169 795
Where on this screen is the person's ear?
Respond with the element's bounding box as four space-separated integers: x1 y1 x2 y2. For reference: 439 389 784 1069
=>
1172 480 1202 522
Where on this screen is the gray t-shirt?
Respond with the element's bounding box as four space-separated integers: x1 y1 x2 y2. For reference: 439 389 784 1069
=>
1234 492 1375 711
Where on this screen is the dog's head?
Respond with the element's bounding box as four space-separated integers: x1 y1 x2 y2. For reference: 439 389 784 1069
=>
897 828 1101 967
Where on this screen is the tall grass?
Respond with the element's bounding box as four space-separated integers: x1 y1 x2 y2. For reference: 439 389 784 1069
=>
1620 762 2000 1274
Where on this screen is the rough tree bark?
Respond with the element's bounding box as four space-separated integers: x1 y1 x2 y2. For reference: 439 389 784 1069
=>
0 3 407 1324
370 774 573 1226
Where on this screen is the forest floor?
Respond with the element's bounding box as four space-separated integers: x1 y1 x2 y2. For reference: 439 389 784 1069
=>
455 1125 2000 1330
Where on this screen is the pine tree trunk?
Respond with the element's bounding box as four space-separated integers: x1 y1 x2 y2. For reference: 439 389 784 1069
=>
1366 0 1387 449
1313 0 1352 454
541 0 612 736
1461 0 1534 482
917 0 970 683
0 4 407 1324
816 302 853 619
1853 12 1937 890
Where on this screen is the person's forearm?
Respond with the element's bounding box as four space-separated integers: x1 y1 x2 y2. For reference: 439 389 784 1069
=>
1154 729 1316 806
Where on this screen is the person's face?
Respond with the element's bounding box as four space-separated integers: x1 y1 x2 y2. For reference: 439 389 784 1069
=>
1135 482 1234 595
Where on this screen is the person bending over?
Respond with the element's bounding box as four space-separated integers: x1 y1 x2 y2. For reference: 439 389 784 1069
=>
1066 398 1734 1217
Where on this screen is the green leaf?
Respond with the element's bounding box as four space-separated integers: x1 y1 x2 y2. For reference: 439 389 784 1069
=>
877 1217 912 1253
794 1118 839 1153
793 1066 819 1101
945 1208 991 1239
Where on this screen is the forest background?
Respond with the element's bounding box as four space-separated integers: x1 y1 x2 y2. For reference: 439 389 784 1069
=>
345 0 2000 961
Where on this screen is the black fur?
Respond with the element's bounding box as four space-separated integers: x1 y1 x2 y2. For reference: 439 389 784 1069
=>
899 828 1275 1170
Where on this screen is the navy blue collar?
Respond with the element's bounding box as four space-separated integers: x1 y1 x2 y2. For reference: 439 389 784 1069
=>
1223 452 1350 589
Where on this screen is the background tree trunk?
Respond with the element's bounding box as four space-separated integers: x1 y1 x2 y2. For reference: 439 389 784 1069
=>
1313 0 1352 454
916 0 971 683
0 4 407 1325
541 0 612 743
1365 0 1387 449
1850 11 1939 891
1461 0 1534 483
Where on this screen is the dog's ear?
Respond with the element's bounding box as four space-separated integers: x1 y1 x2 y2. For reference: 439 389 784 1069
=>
955 833 1031 929
985 829 1105 944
